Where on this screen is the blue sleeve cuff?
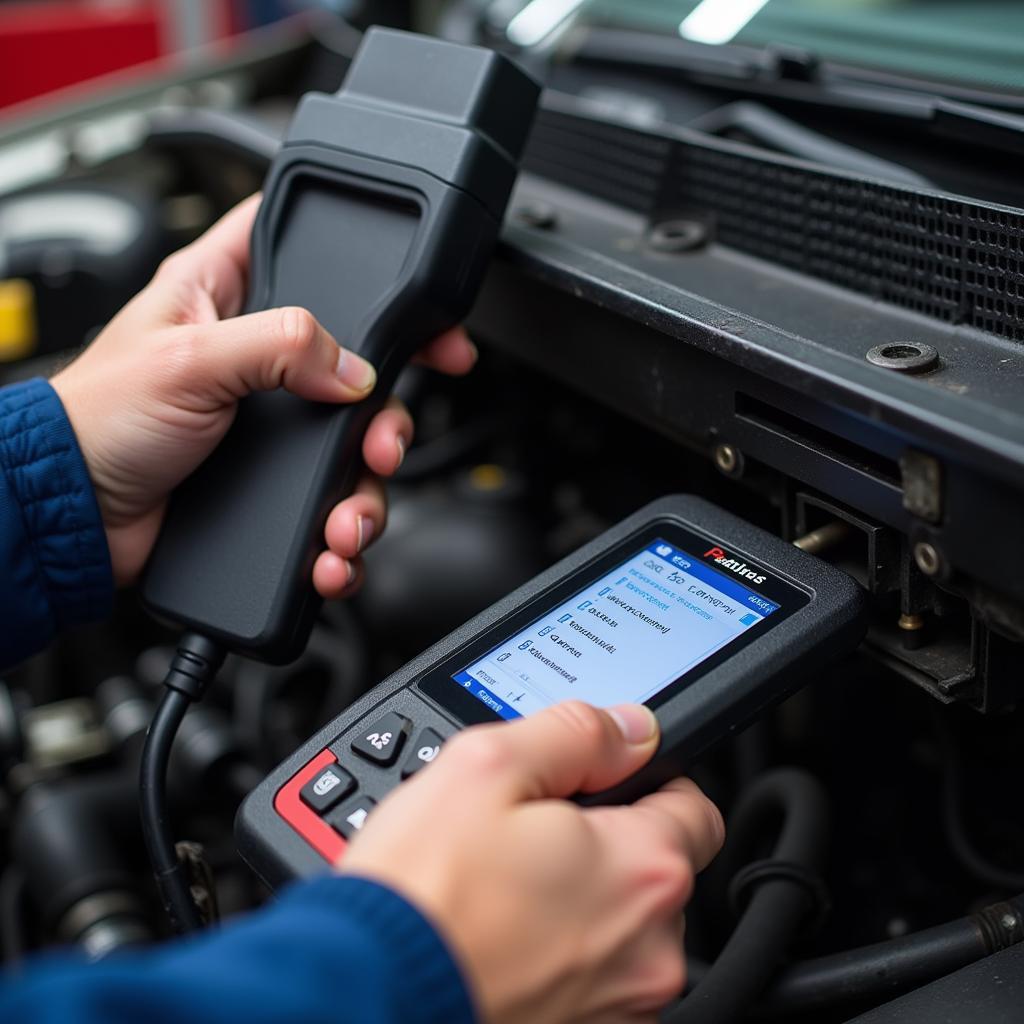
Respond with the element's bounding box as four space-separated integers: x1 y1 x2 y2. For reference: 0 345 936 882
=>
0 378 112 667
270 875 479 1024
0 876 478 1024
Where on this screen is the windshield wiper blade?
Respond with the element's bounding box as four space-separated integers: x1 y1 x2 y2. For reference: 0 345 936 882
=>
689 100 931 186
564 27 1024 153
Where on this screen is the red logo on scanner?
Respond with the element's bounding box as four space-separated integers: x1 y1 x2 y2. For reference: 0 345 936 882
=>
703 547 767 586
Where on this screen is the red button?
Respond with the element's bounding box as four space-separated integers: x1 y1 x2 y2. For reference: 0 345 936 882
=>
274 749 348 863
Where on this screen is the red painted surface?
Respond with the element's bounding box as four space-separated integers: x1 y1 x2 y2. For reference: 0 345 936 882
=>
0 1 239 110
0 3 161 109
273 748 348 864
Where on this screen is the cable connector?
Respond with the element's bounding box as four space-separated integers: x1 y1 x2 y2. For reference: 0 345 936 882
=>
162 633 227 701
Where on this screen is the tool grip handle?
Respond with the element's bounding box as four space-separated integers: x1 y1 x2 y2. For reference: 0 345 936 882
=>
141 27 539 662
142 152 495 663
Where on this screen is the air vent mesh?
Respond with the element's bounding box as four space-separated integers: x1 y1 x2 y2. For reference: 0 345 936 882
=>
524 106 1024 341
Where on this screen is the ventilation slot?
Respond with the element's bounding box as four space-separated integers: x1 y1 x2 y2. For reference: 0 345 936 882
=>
736 394 901 486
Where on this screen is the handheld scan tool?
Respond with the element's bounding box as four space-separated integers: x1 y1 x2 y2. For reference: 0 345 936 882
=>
237 496 866 884
141 28 541 663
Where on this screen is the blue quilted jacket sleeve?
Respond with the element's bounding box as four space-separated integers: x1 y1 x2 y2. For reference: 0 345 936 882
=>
0 377 113 669
0 378 478 1024
0 876 477 1024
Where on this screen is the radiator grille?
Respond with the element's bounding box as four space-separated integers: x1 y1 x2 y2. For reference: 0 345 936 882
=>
523 104 1024 341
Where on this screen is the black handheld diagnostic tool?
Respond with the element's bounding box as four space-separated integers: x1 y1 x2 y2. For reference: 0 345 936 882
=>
237 495 866 885
140 28 540 664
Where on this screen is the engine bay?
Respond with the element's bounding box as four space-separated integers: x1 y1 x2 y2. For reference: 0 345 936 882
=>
1 8 1022 1022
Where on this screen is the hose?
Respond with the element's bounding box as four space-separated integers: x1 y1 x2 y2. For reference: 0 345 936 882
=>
12 775 152 957
753 893 1024 1017
666 768 830 1024
933 708 1024 892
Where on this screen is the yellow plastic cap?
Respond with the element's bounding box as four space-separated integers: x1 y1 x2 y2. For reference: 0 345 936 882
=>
0 279 36 363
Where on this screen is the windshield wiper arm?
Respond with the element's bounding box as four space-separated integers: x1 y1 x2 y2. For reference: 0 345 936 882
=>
564 27 1024 156
689 101 931 186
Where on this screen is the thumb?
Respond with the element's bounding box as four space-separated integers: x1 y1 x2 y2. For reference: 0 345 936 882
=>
474 700 660 802
186 306 377 403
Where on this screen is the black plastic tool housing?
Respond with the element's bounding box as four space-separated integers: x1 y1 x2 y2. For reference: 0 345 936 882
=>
141 28 539 662
237 495 867 886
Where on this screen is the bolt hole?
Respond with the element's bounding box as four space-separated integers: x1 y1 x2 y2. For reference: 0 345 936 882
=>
647 219 708 253
913 541 941 576
879 344 923 361
865 342 939 373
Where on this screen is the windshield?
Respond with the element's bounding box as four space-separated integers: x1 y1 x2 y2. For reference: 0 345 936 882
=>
539 0 1024 95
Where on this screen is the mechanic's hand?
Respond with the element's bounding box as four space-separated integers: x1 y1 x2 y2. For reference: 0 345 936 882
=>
342 701 724 1024
51 195 476 589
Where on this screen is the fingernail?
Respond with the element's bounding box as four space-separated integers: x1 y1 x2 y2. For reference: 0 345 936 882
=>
466 340 479 365
345 559 356 586
356 515 375 552
607 704 658 745
395 435 406 469
336 348 377 392
708 802 726 846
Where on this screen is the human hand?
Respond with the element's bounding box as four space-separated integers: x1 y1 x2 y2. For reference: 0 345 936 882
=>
342 701 725 1024
51 195 476 589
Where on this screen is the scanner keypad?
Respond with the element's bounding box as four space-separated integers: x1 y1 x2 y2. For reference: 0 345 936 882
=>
326 796 378 838
299 764 356 814
275 689 452 859
349 712 411 767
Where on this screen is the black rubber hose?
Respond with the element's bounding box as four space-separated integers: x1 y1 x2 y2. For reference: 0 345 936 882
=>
933 708 1024 892
139 687 201 934
666 768 830 1024
12 775 145 943
751 893 1024 1018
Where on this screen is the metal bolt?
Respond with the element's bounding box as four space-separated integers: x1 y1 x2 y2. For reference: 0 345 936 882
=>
713 443 742 476
913 541 943 577
898 611 927 650
515 201 558 230
647 218 708 253
793 521 850 555
866 342 939 374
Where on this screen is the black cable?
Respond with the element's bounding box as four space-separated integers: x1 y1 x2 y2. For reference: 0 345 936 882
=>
139 634 225 935
751 893 1024 1018
666 768 830 1024
0 868 27 965
140 688 200 933
394 415 504 482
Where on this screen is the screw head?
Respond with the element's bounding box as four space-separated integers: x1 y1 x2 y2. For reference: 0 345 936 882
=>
647 219 708 253
913 541 943 576
515 201 558 230
713 443 742 476
866 342 939 374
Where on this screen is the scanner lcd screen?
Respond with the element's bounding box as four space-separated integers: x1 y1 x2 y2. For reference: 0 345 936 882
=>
448 538 787 720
